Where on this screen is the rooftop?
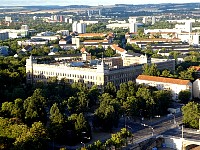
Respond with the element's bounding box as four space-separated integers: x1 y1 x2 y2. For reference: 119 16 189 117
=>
137 75 191 85
78 33 106 37
111 44 126 53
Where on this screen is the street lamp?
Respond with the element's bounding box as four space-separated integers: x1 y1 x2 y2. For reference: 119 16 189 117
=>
81 142 85 148
171 114 176 125
169 113 176 125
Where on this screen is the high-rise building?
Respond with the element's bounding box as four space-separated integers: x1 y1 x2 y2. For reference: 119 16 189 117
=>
72 22 78 32
77 23 86 34
68 18 73 24
64 18 68 23
58 15 64 22
87 10 92 16
143 17 147 24
128 17 137 24
53 15 58 21
152 16 156 25
129 23 138 33
72 22 86 33
185 21 192 33
99 9 101 16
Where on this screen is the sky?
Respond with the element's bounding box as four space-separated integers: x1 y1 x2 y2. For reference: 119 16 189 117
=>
1 0 200 6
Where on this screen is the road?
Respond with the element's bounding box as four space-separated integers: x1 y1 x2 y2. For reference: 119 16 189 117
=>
65 113 183 149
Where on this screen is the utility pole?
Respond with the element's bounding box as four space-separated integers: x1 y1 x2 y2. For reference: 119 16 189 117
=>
199 118 200 131
182 125 184 139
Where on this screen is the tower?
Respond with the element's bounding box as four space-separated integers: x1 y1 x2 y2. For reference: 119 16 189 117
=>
129 23 138 33
152 16 156 25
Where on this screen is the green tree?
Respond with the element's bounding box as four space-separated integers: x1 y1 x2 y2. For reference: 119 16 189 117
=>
117 83 128 103
178 90 191 104
14 122 49 150
23 89 47 125
182 102 200 129
11 98 24 120
50 103 64 124
142 63 160 76
153 90 172 115
161 69 171 77
104 82 116 97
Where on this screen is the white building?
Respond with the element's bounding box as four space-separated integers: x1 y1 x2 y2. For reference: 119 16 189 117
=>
56 30 69 36
175 21 192 33
193 79 200 98
136 75 192 101
129 23 138 33
68 18 73 24
21 25 29 30
72 22 78 32
79 20 98 25
143 17 147 24
152 16 156 25
77 23 86 34
5 16 12 22
0 29 29 39
26 55 135 88
106 23 130 29
128 17 137 24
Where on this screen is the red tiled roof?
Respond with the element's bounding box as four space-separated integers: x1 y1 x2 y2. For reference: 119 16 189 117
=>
190 66 200 71
78 33 106 37
131 38 181 42
80 47 86 53
148 32 176 34
83 40 108 43
137 75 190 85
111 44 126 53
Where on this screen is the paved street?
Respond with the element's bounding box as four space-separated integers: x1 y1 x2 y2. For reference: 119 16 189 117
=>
65 113 184 149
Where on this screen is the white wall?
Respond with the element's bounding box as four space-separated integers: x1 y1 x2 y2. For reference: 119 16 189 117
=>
164 137 183 150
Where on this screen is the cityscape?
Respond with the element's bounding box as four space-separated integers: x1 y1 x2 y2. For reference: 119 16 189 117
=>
0 1 200 150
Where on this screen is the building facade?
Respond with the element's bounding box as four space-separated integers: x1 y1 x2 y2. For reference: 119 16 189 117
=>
136 75 192 101
0 32 9 41
26 56 135 88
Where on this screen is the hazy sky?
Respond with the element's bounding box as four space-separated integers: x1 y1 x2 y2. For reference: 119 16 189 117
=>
1 0 200 6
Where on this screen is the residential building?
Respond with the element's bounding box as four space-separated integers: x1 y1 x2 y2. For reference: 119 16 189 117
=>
72 22 86 33
5 16 12 22
0 46 9 56
106 23 130 29
31 35 60 41
77 23 86 34
77 33 106 38
21 25 29 30
128 17 137 24
129 23 138 33
111 44 127 55
142 17 147 24
152 16 156 25
136 75 192 101
193 79 200 98
190 66 200 78
56 30 69 36
0 31 9 41
0 29 29 38
18 39 48 46
79 20 99 25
